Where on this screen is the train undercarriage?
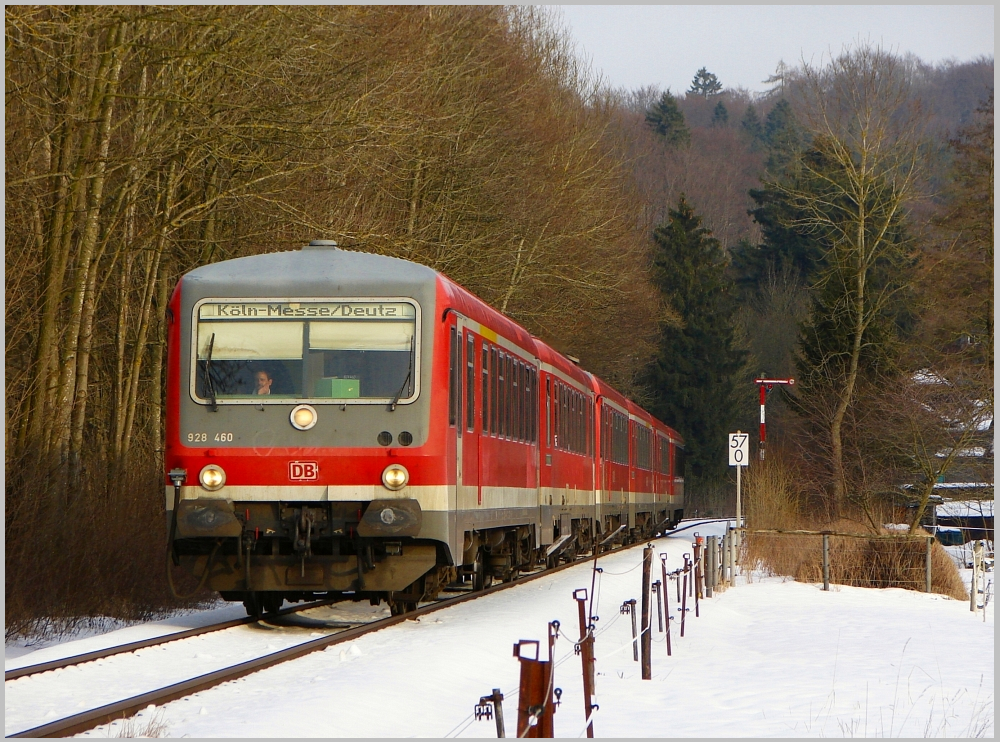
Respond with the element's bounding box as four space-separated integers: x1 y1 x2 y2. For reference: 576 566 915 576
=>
170 499 683 617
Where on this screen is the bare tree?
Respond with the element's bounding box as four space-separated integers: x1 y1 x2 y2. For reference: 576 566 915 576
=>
776 45 925 514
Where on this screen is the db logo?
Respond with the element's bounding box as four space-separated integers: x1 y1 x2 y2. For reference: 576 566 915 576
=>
288 461 319 480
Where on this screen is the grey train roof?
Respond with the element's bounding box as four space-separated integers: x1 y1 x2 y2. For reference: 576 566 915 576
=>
181 246 440 299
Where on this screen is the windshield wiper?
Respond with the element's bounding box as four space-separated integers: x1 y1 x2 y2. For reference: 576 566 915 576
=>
390 335 415 411
205 332 218 412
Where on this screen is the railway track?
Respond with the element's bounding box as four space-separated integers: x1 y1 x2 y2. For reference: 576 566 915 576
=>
7 540 657 739
4 599 340 682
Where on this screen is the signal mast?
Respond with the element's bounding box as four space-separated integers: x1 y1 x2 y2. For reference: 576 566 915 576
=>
754 377 794 460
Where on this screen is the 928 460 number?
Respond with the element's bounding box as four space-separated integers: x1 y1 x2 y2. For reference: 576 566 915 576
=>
186 432 233 443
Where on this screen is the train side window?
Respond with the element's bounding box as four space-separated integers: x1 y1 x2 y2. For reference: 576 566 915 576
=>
523 366 531 443
675 447 685 478
601 408 606 460
525 365 531 443
545 377 551 447
563 387 569 451
515 363 523 442
569 389 578 452
482 345 489 434
507 356 514 440
553 383 560 449
533 369 539 443
529 367 535 443
601 407 608 459
511 360 519 442
498 353 506 439
448 326 457 427
456 331 463 437
466 333 475 432
572 392 578 454
520 363 527 442
490 347 497 436
519 363 526 443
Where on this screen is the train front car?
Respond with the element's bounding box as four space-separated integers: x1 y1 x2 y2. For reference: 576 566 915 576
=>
164 242 452 615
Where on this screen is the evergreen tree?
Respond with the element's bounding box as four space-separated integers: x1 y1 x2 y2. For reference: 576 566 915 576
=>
688 67 723 97
646 196 748 478
763 99 802 171
740 103 765 149
732 179 825 296
645 91 690 147
711 100 729 127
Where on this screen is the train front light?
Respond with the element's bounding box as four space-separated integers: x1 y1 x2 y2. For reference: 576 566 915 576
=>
381 464 409 491
290 404 318 430
199 464 226 491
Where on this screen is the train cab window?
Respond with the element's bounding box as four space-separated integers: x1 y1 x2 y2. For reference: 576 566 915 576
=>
675 447 686 478
194 299 417 404
466 334 475 432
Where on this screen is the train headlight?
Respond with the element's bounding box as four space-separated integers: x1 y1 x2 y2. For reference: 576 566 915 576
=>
290 404 318 431
381 464 409 491
199 464 226 491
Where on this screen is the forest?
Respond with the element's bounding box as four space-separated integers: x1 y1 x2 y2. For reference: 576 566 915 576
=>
4 6 993 636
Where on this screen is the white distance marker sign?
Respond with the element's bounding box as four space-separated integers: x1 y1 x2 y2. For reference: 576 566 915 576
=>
729 432 749 467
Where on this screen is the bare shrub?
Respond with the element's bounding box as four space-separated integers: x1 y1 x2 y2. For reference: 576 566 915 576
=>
744 454 805 530
740 452 966 599
4 447 209 642
745 525 967 600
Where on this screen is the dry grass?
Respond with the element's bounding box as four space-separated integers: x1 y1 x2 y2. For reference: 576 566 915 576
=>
111 708 168 738
741 455 968 600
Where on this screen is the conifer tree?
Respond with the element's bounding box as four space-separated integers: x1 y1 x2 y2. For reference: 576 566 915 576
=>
645 91 690 146
741 103 765 149
763 99 802 170
711 100 729 127
646 196 748 478
688 67 722 97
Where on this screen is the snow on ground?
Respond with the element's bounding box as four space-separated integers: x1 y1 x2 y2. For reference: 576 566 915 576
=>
5 603 244 664
6 520 994 738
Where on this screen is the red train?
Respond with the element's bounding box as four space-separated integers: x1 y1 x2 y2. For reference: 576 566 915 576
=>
164 241 684 614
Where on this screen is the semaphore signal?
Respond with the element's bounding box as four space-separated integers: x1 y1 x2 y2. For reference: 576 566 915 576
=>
753 377 794 460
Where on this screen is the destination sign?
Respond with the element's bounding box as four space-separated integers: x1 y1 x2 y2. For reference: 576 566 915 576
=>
199 301 416 320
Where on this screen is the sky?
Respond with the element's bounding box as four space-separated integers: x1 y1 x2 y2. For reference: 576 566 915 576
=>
558 5 995 95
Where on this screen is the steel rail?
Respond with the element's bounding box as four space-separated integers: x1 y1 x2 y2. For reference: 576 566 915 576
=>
8 539 658 739
4 599 336 682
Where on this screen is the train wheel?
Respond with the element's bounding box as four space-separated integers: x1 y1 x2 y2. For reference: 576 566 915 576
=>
242 592 262 618
261 592 283 615
472 553 493 591
243 591 282 617
389 601 417 616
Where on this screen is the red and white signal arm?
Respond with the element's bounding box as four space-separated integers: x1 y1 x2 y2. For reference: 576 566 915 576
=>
728 432 749 467
289 461 319 480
